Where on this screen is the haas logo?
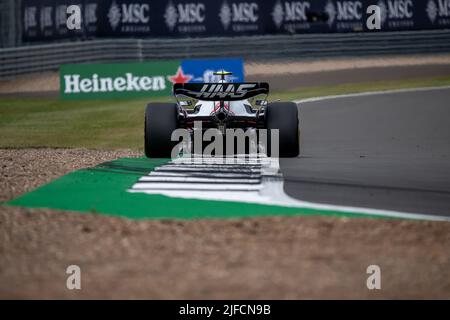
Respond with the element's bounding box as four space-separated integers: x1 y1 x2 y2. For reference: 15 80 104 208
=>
189 83 257 99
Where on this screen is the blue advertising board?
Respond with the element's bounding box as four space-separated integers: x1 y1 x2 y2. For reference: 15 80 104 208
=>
180 58 245 83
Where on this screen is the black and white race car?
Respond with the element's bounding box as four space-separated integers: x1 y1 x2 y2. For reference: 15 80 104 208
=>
144 71 299 158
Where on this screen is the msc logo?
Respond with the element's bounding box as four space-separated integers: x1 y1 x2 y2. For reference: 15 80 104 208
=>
325 0 363 25
122 3 149 23
427 0 450 23
232 2 259 23
337 1 363 20
272 1 311 29
165 1 205 31
219 1 259 30
108 0 149 30
378 0 413 21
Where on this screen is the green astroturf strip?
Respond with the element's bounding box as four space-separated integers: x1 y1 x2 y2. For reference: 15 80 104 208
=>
6 157 378 220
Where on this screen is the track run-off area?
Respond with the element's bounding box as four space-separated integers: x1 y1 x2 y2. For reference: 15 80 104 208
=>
7 86 450 221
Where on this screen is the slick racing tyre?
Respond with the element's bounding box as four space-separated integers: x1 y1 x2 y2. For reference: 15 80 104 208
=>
144 103 179 158
265 102 300 157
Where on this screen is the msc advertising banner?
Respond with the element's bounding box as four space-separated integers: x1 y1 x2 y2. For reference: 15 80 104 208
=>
23 0 450 42
60 58 245 100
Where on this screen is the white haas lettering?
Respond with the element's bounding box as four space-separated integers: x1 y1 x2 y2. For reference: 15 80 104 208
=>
387 0 413 19
285 1 310 22
191 83 257 99
122 3 149 23
232 2 259 23
178 3 205 23
337 1 362 20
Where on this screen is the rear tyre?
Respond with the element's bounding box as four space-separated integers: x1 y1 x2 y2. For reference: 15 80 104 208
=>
265 102 300 157
144 103 179 158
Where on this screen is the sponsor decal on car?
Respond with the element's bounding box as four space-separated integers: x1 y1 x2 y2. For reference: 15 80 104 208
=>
174 82 267 100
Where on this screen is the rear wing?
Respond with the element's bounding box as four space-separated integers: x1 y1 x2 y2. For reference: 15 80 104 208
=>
173 82 269 101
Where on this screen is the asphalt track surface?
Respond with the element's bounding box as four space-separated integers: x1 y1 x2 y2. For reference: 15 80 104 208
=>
282 87 450 217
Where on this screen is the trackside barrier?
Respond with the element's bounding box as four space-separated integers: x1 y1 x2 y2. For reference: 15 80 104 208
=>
1 30 450 79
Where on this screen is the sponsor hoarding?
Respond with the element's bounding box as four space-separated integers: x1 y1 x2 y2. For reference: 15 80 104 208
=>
60 58 245 100
23 0 450 42
60 60 177 100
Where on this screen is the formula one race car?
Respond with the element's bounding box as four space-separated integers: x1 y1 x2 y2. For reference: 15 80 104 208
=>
144 70 299 158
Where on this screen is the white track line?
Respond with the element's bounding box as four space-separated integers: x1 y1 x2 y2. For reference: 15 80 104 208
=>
139 176 260 183
293 85 450 104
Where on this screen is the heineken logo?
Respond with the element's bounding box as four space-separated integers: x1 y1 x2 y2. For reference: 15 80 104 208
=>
59 61 178 99
63 73 166 94
59 59 244 100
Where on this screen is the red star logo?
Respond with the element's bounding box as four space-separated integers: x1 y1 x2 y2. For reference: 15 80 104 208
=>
168 67 192 84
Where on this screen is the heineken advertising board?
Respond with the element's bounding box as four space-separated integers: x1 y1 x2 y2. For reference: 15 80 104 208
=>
60 60 177 100
60 58 245 100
